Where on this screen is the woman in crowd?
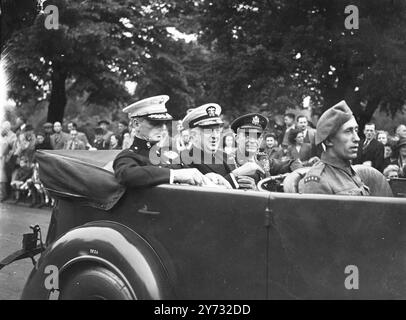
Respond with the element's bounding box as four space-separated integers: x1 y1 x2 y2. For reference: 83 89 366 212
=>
377 130 389 146
286 129 312 162
383 164 400 179
109 134 121 150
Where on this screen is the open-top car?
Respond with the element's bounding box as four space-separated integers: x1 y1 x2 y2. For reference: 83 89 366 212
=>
1 150 406 299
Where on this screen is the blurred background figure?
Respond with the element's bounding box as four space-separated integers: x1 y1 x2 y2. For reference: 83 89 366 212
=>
279 113 296 147
121 132 132 149
355 123 384 172
65 129 86 150
261 132 282 160
377 130 389 146
383 164 399 180
0 122 17 201
222 132 236 156
176 129 193 152
42 122 54 150
109 134 121 150
391 138 406 177
13 124 36 164
117 120 129 148
98 120 113 145
67 122 91 149
286 128 317 166
50 121 69 150
93 127 109 150
394 124 406 142
10 156 32 203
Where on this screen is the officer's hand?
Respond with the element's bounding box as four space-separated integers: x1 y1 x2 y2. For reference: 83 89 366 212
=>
173 168 209 186
308 156 320 166
237 176 257 190
205 173 232 189
232 162 265 177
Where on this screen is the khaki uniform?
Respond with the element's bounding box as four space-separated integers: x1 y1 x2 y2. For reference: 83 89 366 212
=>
299 152 370 196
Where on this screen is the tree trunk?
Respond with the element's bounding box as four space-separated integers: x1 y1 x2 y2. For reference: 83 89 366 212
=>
47 63 67 123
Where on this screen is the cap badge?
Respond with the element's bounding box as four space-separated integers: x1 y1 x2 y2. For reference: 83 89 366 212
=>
206 106 216 117
252 116 260 126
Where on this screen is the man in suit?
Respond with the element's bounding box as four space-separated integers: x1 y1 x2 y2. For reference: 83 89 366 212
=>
278 113 296 147
50 122 70 150
354 123 385 172
296 115 320 157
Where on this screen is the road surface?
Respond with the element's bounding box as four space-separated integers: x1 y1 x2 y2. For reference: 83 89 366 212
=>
0 202 51 300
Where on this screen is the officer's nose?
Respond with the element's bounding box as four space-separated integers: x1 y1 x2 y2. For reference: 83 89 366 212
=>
353 131 360 143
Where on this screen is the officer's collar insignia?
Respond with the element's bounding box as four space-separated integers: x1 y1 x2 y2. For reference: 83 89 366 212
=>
206 106 216 117
252 116 260 126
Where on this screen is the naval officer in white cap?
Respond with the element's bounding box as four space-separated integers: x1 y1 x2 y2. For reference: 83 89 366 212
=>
113 95 215 188
180 103 265 189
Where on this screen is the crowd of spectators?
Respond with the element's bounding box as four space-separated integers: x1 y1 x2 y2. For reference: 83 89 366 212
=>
0 116 132 206
256 114 406 180
0 113 405 206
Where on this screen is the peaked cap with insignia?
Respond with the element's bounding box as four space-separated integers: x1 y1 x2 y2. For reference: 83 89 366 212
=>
123 95 173 121
182 103 223 129
230 113 269 133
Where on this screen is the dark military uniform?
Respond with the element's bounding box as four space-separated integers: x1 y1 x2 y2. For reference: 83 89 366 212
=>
181 148 238 188
298 152 370 196
113 137 181 189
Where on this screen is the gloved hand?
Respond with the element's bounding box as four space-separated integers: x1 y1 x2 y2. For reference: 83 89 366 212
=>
237 175 257 190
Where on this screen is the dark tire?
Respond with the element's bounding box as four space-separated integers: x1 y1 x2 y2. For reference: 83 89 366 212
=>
59 266 135 300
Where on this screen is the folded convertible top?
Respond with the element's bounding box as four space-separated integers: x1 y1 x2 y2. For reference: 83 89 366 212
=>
36 150 125 210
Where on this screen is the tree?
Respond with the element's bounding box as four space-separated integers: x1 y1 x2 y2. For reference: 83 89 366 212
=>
5 0 203 122
195 0 406 129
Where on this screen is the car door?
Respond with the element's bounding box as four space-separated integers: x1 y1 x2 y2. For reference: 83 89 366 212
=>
266 193 406 299
114 185 271 300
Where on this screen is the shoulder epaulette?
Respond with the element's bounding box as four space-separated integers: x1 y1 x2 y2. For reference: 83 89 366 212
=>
303 162 325 184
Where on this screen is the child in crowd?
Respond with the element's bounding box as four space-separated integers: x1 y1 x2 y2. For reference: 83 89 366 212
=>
10 156 33 203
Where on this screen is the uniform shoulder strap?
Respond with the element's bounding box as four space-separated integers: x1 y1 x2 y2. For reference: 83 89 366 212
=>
302 162 325 184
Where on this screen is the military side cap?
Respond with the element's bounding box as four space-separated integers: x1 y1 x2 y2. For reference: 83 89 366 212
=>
43 122 53 128
182 103 223 129
230 113 269 133
123 95 173 121
315 100 353 145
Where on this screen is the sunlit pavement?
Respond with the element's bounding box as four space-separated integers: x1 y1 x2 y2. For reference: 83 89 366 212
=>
0 202 51 300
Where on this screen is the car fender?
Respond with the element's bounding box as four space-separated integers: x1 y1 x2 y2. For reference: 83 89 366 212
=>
21 220 173 300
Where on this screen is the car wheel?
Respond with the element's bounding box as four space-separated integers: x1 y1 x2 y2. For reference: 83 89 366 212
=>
58 266 135 300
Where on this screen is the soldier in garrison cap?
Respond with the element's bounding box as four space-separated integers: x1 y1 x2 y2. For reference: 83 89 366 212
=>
180 103 242 189
113 95 215 188
298 100 372 196
230 113 302 189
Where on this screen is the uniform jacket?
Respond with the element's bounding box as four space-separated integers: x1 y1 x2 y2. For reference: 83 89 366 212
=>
113 137 181 188
298 152 370 196
181 148 238 188
355 138 385 172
